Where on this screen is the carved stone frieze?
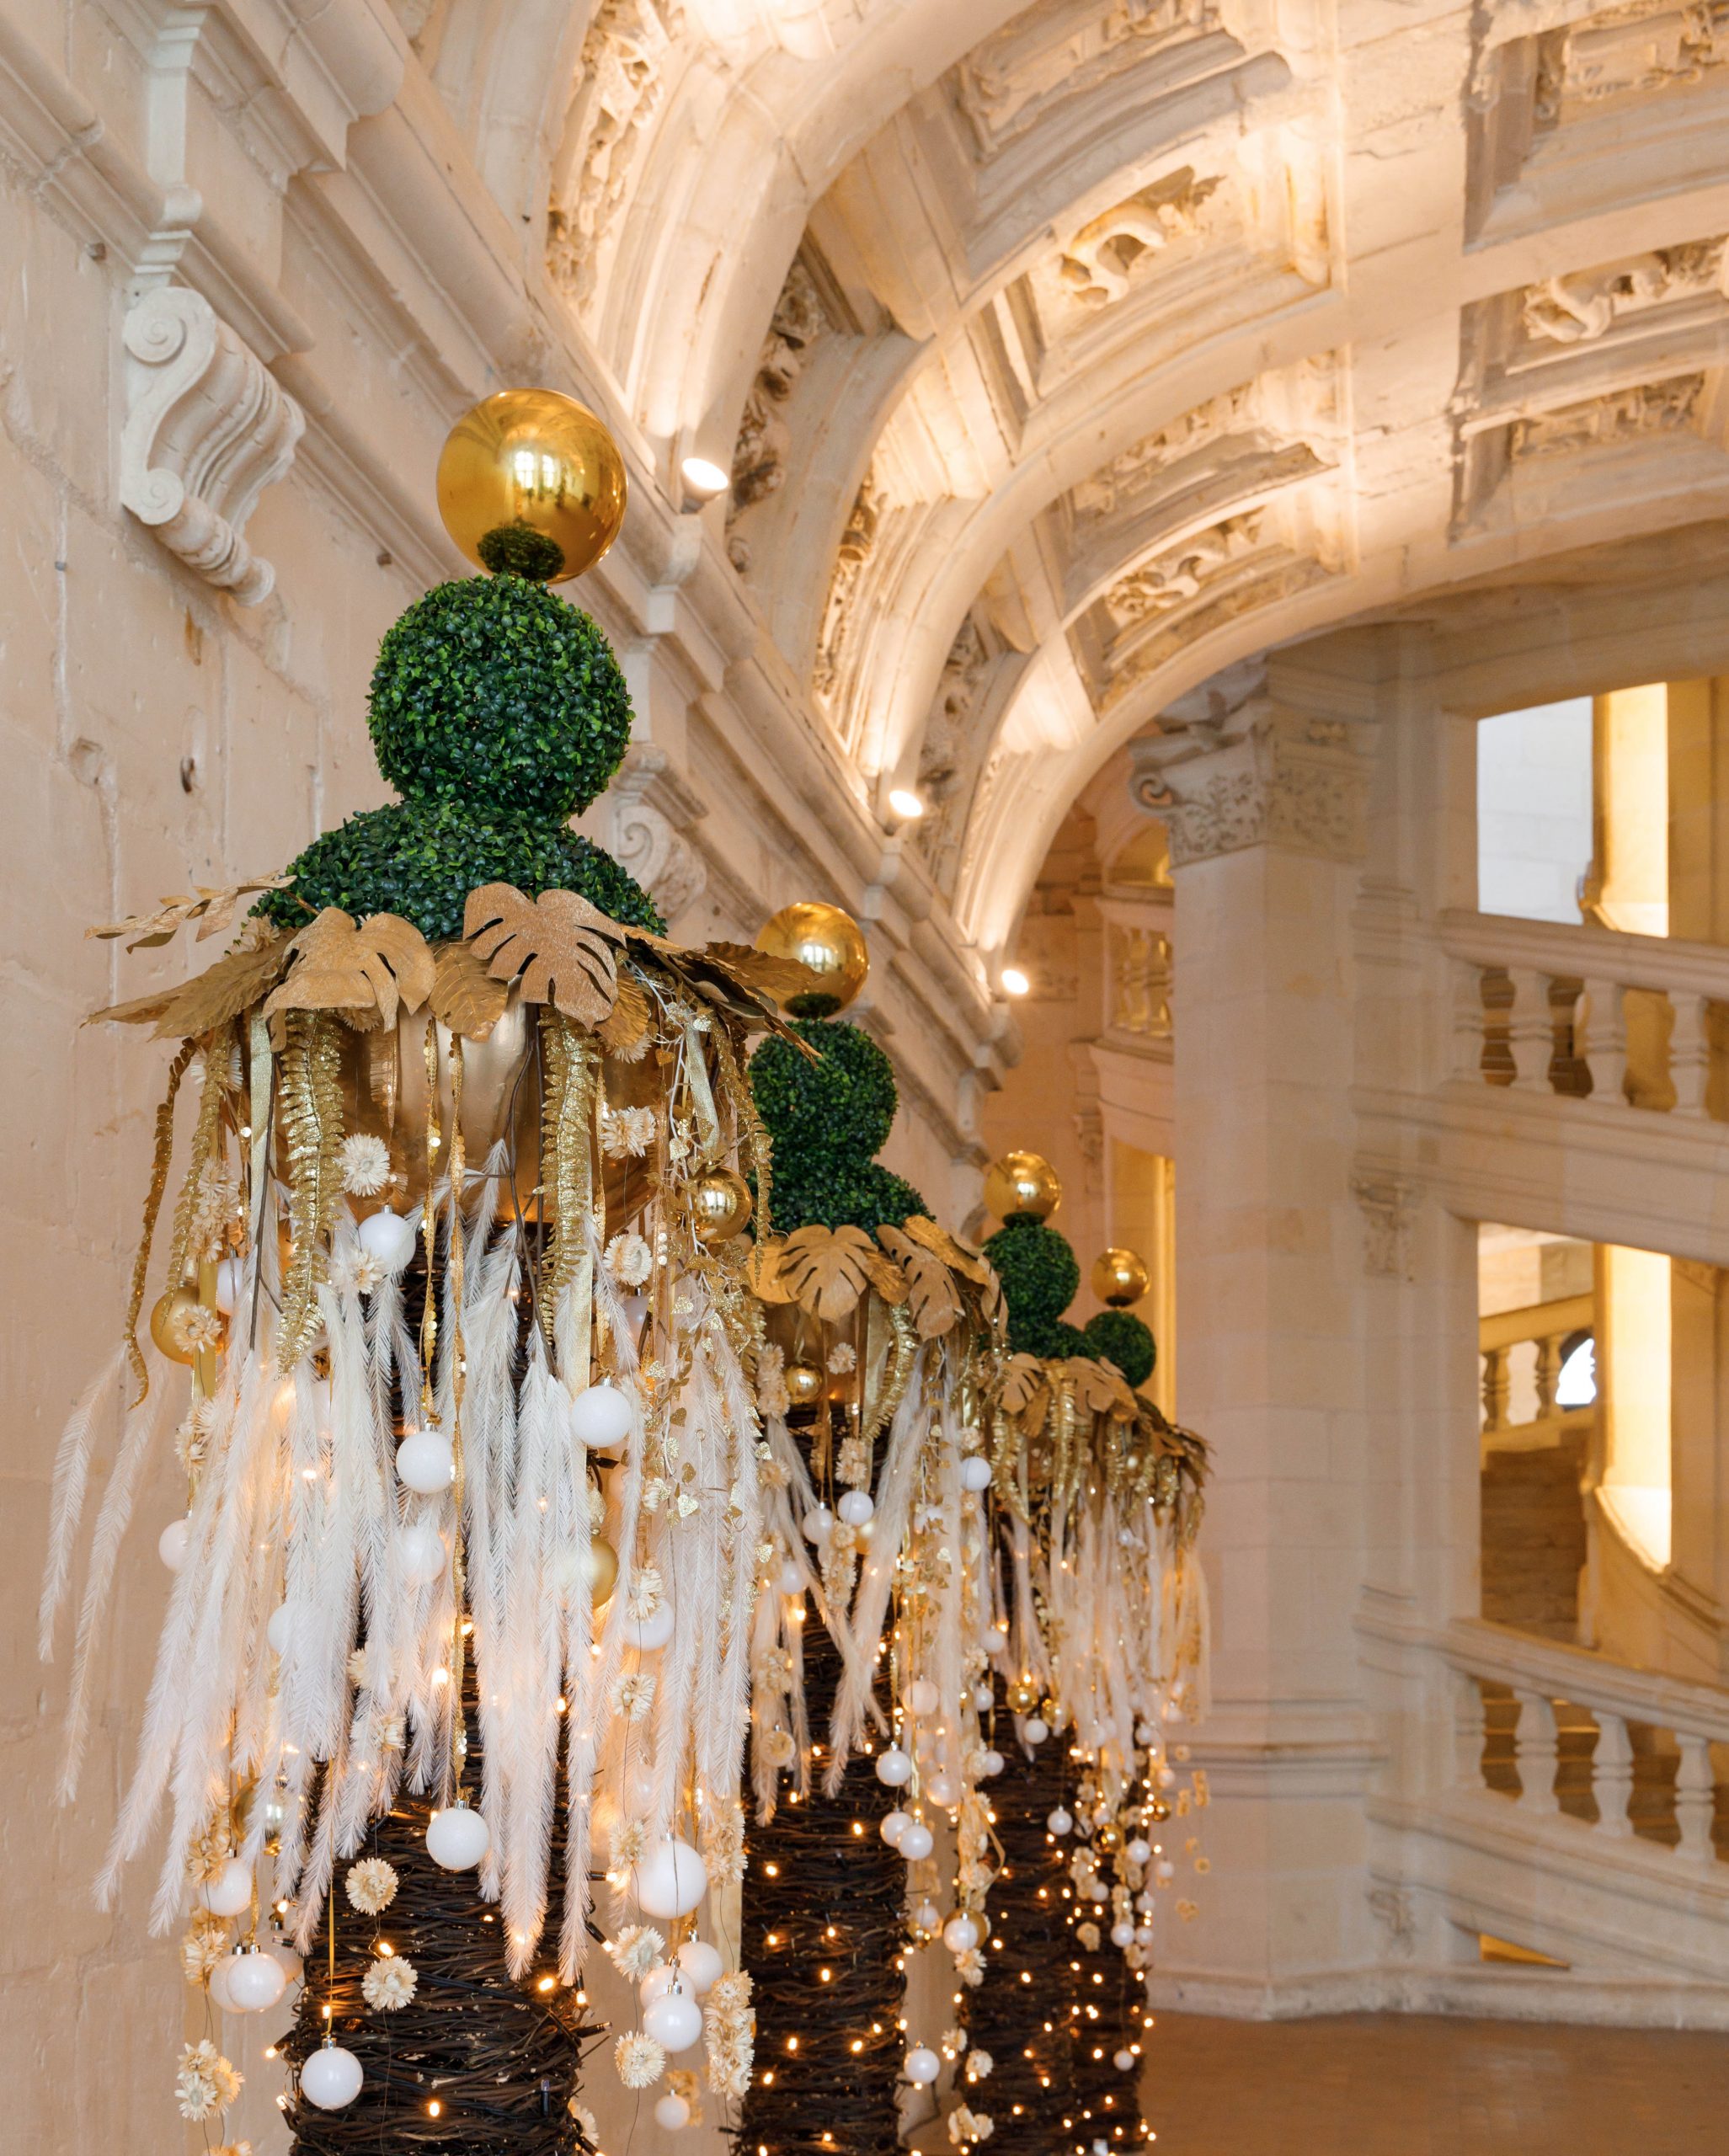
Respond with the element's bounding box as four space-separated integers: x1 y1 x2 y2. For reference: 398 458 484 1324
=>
725 255 832 574
1107 921 1171 1038
1056 169 1220 311
1127 698 1374 867
1510 372 1705 457
911 610 999 888
953 0 1216 156
1102 512 1264 628
119 287 304 605
547 1 686 314
1521 238 1728 344
1534 1 1729 125
603 743 709 926
811 470 885 707
1351 1176 1418 1283
1070 387 1257 523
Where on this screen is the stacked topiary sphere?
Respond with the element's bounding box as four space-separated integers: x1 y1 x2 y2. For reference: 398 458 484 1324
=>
750 1001 926 1234
985 1198 1156 1386
259 574 663 942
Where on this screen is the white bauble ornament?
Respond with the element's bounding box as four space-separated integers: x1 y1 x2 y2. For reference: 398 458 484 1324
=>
981 1749 1005 1777
1156 1764 1177 1789
1126 1837 1151 1866
643 1987 703 2053
959 1455 993 1493
1135 1722 1156 1747
158 1517 192 1572
897 1820 934 1862
1048 1808 1072 1836
302 2041 364 2110
619 1600 676 1652
836 1489 874 1526
1136 1892 1155 1914
268 1935 304 1986
266 1602 296 1656
425 1803 489 1870
206 1954 238 2012
223 1945 288 2012
778 1560 803 1594
396 1428 456 1495
677 1940 723 1995
875 1748 913 1788
906 1678 939 1718
398 1521 446 1587
1155 1859 1175 1881
926 1773 959 1809
632 1836 707 1919
654 2094 691 2132
913 1899 941 1932
1135 1924 1155 1946
1110 1921 1134 1949
802 1506 834 1546
1023 1716 1049 1745
571 1381 633 1449
357 1209 417 1272
904 2047 940 2086
1114 2050 1136 2073
942 1914 979 1954
972 1682 995 1711
214 1257 243 1315
880 1810 910 1848
640 1963 679 2005
198 1855 253 1918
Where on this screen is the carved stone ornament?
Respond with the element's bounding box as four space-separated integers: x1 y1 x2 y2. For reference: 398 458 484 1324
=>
1128 698 1374 867
1350 1176 1418 1283
119 287 304 605
604 744 709 926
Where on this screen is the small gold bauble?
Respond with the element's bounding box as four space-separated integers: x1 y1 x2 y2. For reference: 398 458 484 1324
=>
783 1361 825 1409
1091 1246 1150 1309
984 1151 1061 1224
150 1284 209 1364
754 902 869 1017
1095 1821 1123 1854
436 389 627 583
1147 1796 1171 1823
690 1166 753 1245
586 1535 619 1609
1006 1677 1040 1715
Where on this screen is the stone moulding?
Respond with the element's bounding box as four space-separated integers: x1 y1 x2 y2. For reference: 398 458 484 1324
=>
119 286 305 606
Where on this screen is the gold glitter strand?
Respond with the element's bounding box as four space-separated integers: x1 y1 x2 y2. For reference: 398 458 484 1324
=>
447 1035 469 1800
276 1011 343 1371
121 1040 195 1406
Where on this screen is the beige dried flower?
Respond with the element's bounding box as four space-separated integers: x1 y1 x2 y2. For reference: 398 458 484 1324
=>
176 2040 242 2121
181 1913 229 1985
345 1858 398 1916
605 1923 666 1983
601 1105 658 1159
339 1134 392 1198
612 1671 656 1722
362 1954 418 2010
826 1342 856 1374
181 1304 224 1353
606 1232 654 1287
611 1820 648 1872
628 1566 664 1620
615 2031 666 2089
965 2049 994 2082
1076 1921 1101 1952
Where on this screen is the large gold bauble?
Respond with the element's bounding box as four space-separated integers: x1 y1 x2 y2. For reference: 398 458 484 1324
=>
587 1536 619 1609
985 1150 1061 1224
150 1284 213 1364
754 902 869 1017
1091 1246 1150 1309
436 389 627 583
690 1166 753 1245
1095 1820 1123 1854
1006 1677 1040 1715
783 1361 825 1409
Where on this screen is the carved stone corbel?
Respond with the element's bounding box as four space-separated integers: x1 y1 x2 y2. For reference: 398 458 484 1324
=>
119 287 304 605
605 744 711 926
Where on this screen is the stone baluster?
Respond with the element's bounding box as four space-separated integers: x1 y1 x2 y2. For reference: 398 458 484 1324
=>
1454 1670 1486 1788
1452 958 1486 1080
1481 1344 1508 1434
1593 1709 1635 1837
1581 975 1627 1104
1668 991 1711 1118
1506 967 1552 1091
1512 1688 1560 1813
1674 1731 1718 1864
1534 1332 1560 1421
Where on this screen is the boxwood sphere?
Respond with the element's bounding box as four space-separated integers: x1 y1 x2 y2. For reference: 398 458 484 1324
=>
751 1018 899 1160
367 574 632 819
770 1159 928 1237
1082 1309 1156 1389
257 798 664 944
985 1218 1081 1353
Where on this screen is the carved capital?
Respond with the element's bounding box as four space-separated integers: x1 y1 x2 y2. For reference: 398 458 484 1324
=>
1129 697 1374 867
1350 1175 1418 1283
119 288 302 605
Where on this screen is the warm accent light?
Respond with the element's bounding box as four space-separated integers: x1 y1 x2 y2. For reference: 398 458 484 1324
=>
888 787 925 820
1001 966 1030 996
680 455 729 499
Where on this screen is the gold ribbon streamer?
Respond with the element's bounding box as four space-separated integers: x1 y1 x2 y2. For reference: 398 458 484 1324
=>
276 1011 342 1372
121 1040 195 1406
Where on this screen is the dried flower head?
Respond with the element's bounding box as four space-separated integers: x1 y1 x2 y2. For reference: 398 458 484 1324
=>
345 1858 398 1916
330 1245 385 1296
181 1913 229 1985
569 2100 600 2143
701 1801 746 1886
180 1304 224 1353
948 2105 995 2145
941 2027 968 2057
826 1342 856 1374
615 2031 666 2089
176 2040 242 2121
1076 1920 1101 1952
965 2049 994 2082
362 1954 419 2010
605 1923 664 1983
955 1945 985 1986
339 1134 392 1197
606 1231 654 1288
612 1671 656 1722
611 1819 648 1873
185 1817 234 1885
627 1566 664 1620
760 1726 796 1769
601 1105 658 1159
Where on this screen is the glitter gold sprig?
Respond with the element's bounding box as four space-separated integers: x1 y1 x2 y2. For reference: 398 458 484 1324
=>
276 1011 343 1370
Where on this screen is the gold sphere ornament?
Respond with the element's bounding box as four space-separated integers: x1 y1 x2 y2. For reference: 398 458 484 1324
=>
1095 1821 1123 1854
586 1535 619 1609
1091 1246 1150 1309
150 1284 216 1365
1006 1677 1040 1715
689 1166 753 1245
755 902 869 1017
783 1361 825 1409
436 388 627 583
985 1150 1061 1224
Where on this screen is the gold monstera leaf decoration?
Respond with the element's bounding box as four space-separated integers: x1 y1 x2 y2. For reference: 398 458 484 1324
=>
262 909 434 1043
463 883 620 1029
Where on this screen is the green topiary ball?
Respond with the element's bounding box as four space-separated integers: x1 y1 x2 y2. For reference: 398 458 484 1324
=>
367 574 632 820
768 1158 928 1236
257 798 664 944
751 1018 899 1161
1081 1309 1156 1388
984 1217 1081 1356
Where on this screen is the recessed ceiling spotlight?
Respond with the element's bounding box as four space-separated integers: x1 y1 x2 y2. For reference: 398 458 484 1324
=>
1001 967 1030 997
680 456 729 499
888 787 925 820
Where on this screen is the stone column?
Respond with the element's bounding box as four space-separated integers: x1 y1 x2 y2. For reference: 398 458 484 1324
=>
1129 662 1387 2011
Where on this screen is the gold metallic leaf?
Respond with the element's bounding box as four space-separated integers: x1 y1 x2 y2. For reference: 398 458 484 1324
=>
598 972 651 1056
263 910 434 1042
747 1235 793 1305
1062 1357 1138 1420
875 1225 963 1338
999 1354 1051 1429
464 883 619 1028
777 1224 879 1322
88 874 292 951
429 939 509 1041
899 1213 994 1287
699 942 826 1006
89 932 294 1039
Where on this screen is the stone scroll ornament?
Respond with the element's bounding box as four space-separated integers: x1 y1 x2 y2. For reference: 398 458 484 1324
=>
979 1153 1211 2156
39 391 819 2151
736 906 1010 2156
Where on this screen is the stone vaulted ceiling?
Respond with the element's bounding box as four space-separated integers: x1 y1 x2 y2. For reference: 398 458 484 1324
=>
406 0 1729 957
